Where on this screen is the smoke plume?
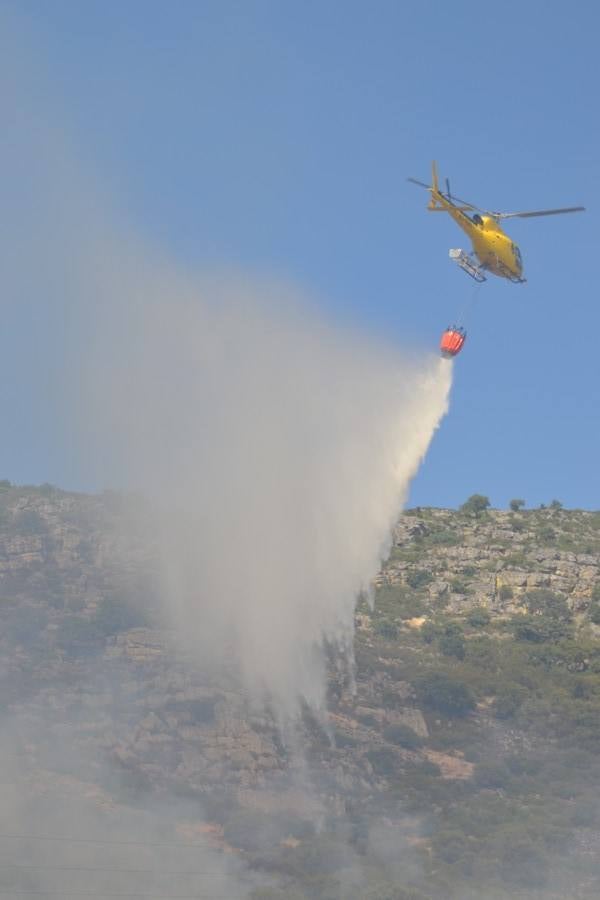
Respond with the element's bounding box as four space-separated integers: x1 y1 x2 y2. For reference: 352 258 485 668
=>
0 11 452 716
80 263 452 713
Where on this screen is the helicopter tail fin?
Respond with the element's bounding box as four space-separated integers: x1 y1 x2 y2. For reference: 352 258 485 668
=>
428 161 441 209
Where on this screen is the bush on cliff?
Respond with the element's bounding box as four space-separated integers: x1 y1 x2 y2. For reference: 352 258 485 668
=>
416 672 476 717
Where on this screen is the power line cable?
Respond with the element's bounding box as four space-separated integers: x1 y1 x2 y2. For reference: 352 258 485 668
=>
0 863 229 876
0 834 215 849
0 893 245 898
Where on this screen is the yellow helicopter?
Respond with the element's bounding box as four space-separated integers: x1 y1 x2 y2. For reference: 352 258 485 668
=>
408 162 584 283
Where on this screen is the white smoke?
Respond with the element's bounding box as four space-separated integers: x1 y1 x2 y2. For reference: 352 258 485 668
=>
80 264 452 713
0 8 453 716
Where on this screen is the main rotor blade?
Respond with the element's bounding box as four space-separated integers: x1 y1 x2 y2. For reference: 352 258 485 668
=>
494 206 585 219
445 194 483 212
407 177 484 212
407 177 431 189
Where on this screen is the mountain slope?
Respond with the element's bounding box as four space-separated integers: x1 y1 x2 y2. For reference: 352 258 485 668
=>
1 485 600 898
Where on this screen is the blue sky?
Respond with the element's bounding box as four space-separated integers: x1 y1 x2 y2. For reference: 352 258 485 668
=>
3 0 599 509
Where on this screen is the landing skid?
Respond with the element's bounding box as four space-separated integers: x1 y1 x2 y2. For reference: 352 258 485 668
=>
449 249 487 283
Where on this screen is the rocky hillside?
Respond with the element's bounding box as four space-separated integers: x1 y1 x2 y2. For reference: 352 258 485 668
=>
1 485 600 899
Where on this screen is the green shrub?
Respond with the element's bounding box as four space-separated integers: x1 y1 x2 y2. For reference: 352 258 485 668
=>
334 728 358 749
224 810 312 852
14 509 47 534
498 584 514 601
376 584 425 618
509 515 526 532
429 530 459 546
383 723 424 749
94 593 149 636
406 570 433 590
459 494 490 517
473 760 510 789
494 684 527 719
431 828 470 864
374 618 398 640
589 601 600 625
449 577 468 595
512 614 570 643
439 627 466 660
524 589 570 621
421 621 438 644
356 711 380 728
56 616 103 656
506 755 543 776
510 498 525 511
466 636 498 669
366 747 399 776
505 552 528 567
571 677 593 699
467 607 491 627
401 595 426 618
435 591 449 610
39 482 59 496
499 836 548 888
376 584 405 606
416 672 476 717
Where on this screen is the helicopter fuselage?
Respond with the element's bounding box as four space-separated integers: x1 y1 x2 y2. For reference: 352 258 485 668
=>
431 190 524 282
409 160 584 284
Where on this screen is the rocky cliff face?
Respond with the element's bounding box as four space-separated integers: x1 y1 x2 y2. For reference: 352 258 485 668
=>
388 506 599 614
2 487 600 899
